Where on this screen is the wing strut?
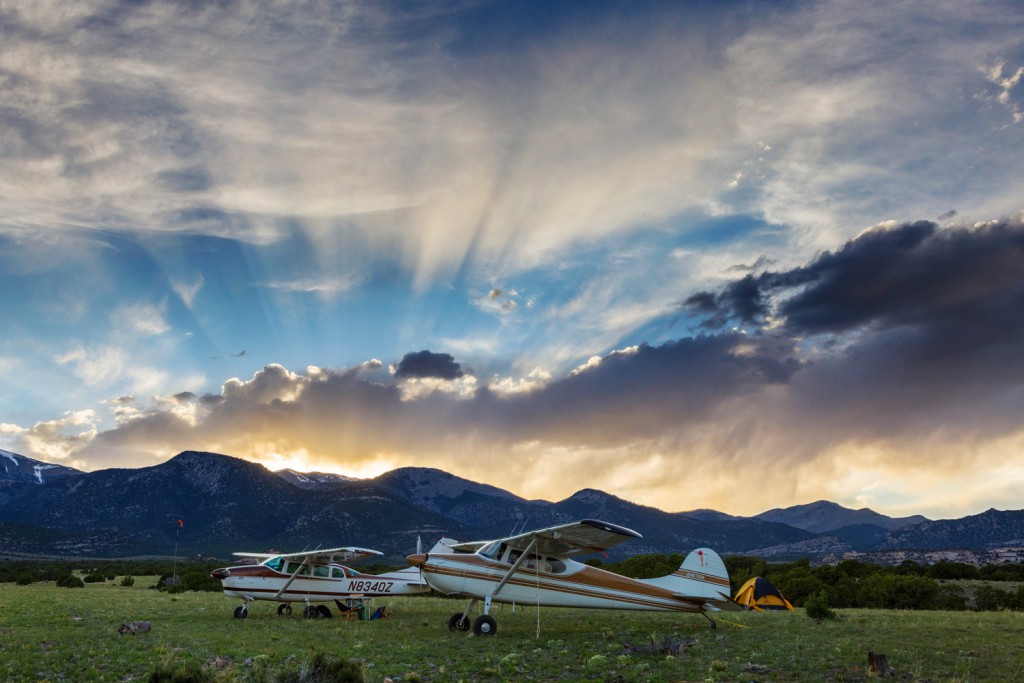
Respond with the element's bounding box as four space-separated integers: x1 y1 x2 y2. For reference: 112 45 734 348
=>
273 557 310 600
459 538 539 623
491 538 536 600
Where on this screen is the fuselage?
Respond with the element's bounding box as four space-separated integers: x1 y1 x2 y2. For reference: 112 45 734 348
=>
211 556 429 603
412 543 719 613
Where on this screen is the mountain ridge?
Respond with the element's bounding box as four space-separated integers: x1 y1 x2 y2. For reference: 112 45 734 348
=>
0 449 1020 561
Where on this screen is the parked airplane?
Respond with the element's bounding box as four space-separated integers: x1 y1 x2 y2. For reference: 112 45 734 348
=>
211 545 430 618
406 519 738 636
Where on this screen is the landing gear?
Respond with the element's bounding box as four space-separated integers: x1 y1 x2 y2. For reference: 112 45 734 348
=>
448 612 470 631
233 605 248 619
473 614 497 636
277 603 292 616
303 605 319 619
451 597 498 636
701 609 717 630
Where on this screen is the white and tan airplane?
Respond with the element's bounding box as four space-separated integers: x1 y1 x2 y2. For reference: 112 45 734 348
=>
405 519 738 636
211 545 430 619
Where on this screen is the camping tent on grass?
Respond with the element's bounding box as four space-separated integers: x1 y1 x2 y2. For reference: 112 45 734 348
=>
733 577 794 611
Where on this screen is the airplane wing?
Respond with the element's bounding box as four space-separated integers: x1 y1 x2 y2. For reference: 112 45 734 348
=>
497 519 642 558
233 546 383 564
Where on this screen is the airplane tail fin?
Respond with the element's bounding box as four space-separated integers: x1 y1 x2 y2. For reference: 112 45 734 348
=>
642 547 740 611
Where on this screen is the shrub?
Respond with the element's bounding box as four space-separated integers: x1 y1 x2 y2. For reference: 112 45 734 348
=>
56 573 84 588
83 572 107 583
146 660 215 683
16 571 35 586
974 584 1013 611
277 651 365 683
805 591 836 620
121 575 136 587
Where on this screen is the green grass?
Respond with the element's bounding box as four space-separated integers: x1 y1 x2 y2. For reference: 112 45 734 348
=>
2 579 1024 681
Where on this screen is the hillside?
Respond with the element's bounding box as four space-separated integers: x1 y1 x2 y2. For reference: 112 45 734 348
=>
1 449 1022 561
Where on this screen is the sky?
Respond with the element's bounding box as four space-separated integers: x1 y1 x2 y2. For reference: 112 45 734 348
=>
2 0 1023 521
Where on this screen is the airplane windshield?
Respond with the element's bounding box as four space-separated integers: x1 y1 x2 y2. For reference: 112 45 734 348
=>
262 557 284 571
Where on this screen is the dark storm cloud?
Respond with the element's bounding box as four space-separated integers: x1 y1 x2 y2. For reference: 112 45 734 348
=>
685 220 1024 337
485 333 800 445
394 350 464 380
679 219 1024 439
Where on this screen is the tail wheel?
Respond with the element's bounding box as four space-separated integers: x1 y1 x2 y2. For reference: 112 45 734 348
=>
303 605 319 619
472 614 497 636
316 604 332 618
233 605 248 619
277 603 292 616
448 612 470 632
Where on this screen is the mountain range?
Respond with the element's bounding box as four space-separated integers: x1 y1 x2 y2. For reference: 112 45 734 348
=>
2 448 1022 563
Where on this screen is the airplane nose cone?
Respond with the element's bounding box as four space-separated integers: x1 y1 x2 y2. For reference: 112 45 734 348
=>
210 568 231 580
406 553 427 567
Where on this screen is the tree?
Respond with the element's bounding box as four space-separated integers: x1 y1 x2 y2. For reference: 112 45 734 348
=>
772 568 825 607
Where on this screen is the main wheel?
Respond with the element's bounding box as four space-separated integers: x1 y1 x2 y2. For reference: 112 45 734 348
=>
303 605 319 619
448 612 470 632
472 614 497 636
233 605 248 619
277 603 292 616
316 604 332 618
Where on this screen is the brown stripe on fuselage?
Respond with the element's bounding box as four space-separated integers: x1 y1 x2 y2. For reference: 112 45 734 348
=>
423 555 704 612
670 569 731 588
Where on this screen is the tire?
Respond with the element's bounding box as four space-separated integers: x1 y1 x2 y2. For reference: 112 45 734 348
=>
472 614 497 636
233 605 248 619
316 604 332 618
303 605 319 619
277 603 292 616
448 612 470 632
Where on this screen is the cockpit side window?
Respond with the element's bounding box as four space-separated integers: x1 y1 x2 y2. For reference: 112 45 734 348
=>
264 557 284 572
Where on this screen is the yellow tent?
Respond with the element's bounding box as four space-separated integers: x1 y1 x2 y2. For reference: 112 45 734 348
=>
733 576 794 611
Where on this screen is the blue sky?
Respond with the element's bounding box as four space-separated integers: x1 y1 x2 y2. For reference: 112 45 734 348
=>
2 0 1023 519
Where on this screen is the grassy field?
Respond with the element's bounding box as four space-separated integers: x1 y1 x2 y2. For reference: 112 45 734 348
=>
1 578 1023 682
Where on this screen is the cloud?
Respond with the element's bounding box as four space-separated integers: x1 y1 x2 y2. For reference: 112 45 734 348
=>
393 350 464 380
984 58 1024 123
54 345 128 387
111 302 170 337
4 410 98 465
172 274 204 309
261 274 364 300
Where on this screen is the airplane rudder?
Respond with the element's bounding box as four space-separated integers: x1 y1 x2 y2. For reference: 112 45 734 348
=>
680 547 729 580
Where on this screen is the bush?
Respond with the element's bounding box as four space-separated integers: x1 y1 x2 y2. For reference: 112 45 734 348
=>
83 572 107 583
974 584 1013 611
277 651 365 683
56 573 84 588
121 575 136 587
805 591 836 620
16 571 35 586
146 660 215 683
